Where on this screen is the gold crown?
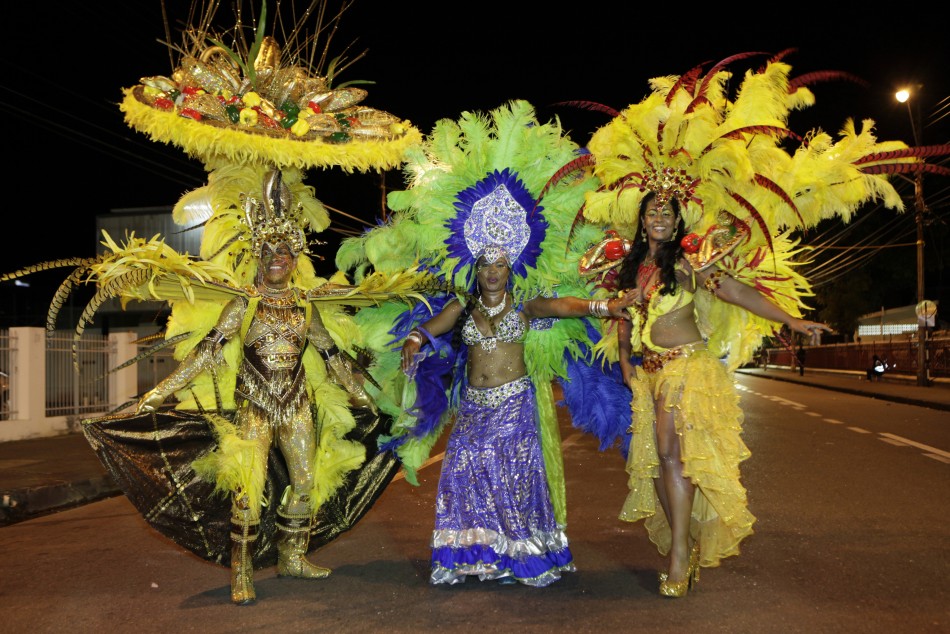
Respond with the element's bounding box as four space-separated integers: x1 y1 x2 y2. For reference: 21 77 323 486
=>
640 162 700 209
242 169 307 255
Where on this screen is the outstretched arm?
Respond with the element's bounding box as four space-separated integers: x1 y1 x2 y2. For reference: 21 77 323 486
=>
136 297 246 414
400 299 465 373
522 293 637 320
695 265 831 337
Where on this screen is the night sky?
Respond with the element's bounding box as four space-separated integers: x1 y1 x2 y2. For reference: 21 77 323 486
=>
4 1 949 320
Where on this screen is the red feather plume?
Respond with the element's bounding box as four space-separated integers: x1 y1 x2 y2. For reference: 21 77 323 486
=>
728 190 775 258
701 125 802 155
859 163 950 177
549 100 621 119
853 144 950 165
666 63 710 106
753 173 805 228
532 153 596 217
689 51 770 111
788 70 869 92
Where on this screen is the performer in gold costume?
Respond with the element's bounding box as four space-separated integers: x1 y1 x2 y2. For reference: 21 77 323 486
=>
136 170 377 604
0 2 434 607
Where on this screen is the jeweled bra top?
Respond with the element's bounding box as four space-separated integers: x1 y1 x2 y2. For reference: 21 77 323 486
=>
462 309 528 348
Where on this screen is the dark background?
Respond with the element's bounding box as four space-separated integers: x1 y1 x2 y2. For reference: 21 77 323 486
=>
4 1 948 329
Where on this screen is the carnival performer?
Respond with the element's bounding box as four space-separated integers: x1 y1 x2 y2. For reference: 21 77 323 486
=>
335 100 635 586
0 2 431 606
615 192 827 597
565 50 950 597
135 169 386 604
399 246 633 586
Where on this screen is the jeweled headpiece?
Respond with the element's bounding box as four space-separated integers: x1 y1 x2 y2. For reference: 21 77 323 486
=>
243 169 307 255
641 163 700 209
475 245 512 266
446 168 546 289
464 183 530 265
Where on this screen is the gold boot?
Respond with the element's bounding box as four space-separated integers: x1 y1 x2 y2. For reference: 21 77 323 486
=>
276 493 331 579
230 507 259 605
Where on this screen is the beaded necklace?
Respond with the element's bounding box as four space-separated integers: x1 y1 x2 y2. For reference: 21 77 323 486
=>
477 292 506 319
637 257 660 304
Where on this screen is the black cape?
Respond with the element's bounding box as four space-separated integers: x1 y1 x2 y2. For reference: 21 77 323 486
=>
82 407 398 568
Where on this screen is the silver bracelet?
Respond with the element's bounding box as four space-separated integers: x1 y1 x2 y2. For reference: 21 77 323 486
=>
406 331 424 346
588 299 610 318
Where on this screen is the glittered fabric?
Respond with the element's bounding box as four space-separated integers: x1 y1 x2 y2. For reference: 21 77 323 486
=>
464 184 531 265
620 346 755 568
445 168 547 287
82 408 398 568
430 378 574 586
462 310 528 352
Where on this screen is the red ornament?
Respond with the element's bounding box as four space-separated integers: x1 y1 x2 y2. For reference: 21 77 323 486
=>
153 97 175 111
681 233 702 253
179 107 203 121
604 239 630 260
254 109 281 129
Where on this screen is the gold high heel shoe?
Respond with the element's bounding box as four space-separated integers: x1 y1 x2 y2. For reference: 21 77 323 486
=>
659 542 700 597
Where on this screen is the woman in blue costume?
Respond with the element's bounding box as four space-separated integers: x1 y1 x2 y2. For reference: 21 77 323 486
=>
400 245 632 586
335 100 637 587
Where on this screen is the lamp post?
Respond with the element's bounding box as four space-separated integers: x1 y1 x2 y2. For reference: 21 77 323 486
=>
895 88 930 387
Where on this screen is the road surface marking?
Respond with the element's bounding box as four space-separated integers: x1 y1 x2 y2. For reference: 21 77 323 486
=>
879 433 950 459
824 419 844 425
847 426 871 434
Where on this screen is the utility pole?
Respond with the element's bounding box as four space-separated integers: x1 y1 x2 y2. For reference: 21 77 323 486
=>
913 171 929 386
896 87 931 387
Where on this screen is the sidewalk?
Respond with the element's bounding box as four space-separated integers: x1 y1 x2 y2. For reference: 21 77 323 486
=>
2 368 948 527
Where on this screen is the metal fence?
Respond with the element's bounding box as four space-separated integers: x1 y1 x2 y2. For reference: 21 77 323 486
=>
0 328 177 421
0 328 945 423
0 329 13 420
764 336 949 379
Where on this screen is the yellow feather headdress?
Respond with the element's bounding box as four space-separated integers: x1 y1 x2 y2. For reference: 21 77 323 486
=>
567 50 950 367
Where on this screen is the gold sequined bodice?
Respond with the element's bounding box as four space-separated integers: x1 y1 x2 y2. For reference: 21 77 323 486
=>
238 296 307 405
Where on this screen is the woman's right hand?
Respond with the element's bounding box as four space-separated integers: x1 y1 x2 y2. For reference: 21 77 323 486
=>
136 389 166 414
401 337 422 373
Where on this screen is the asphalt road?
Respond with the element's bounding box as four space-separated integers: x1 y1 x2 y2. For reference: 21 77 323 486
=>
1 375 947 633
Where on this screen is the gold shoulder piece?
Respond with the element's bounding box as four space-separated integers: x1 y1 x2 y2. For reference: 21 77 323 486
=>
682 212 751 272
579 231 632 277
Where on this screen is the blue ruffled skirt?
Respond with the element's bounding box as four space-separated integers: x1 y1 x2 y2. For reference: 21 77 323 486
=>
430 377 574 587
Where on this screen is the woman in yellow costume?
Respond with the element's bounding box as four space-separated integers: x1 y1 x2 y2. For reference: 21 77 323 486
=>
615 191 826 597
570 49 950 597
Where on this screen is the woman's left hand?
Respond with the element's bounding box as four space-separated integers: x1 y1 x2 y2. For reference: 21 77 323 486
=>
788 318 832 336
607 291 639 319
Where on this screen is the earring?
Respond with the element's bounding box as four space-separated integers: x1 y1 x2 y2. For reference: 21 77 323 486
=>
640 226 647 240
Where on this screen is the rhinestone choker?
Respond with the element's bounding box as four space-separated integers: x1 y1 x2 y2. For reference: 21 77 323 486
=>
478 292 506 318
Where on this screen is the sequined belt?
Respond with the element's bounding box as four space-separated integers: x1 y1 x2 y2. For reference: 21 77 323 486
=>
641 341 706 374
464 376 532 408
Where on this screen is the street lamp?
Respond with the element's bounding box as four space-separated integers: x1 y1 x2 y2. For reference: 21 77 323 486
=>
895 87 930 387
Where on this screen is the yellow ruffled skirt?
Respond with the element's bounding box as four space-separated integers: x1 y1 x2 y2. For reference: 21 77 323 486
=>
620 346 755 568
